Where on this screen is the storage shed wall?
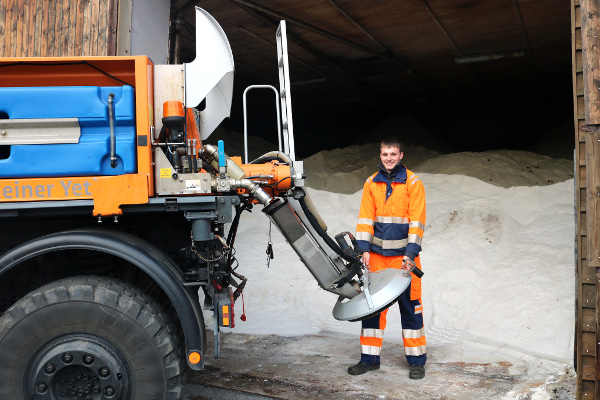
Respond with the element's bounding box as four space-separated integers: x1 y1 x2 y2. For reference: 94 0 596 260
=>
0 0 118 58
573 0 600 398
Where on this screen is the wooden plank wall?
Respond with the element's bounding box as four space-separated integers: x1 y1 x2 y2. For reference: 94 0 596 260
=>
0 0 118 58
573 1 590 398
574 0 600 398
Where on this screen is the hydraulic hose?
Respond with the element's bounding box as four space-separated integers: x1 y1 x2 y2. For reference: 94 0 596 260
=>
296 190 358 264
249 151 292 165
302 189 327 231
227 196 252 300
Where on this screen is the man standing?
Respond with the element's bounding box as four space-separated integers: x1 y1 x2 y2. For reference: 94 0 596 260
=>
348 137 427 379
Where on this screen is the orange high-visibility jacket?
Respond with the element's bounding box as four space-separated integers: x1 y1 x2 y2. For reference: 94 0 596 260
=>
355 164 426 259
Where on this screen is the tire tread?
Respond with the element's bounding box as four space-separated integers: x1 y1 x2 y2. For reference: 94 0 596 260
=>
0 276 184 400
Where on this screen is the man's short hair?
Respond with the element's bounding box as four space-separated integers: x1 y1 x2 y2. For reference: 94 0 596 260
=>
380 137 402 152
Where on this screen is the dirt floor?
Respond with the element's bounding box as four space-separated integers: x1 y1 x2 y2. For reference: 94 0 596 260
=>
184 333 576 400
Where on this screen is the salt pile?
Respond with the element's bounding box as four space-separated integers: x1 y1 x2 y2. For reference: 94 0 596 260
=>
302 115 573 193
415 150 574 188
219 176 574 366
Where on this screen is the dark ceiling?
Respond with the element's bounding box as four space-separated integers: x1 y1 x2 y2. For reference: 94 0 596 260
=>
171 0 573 158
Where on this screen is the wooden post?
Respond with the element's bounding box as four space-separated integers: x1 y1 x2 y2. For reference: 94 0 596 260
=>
587 131 600 398
582 0 600 123
588 131 600 267
107 0 118 56
597 270 600 399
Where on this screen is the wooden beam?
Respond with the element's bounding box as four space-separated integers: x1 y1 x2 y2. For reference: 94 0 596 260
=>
581 0 600 123
9 0 17 57
0 0 5 57
47 0 56 56
512 0 537 72
597 270 600 399
15 0 23 57
233 3 368 86
75 0 85 55
232 31 333 105
587 131 600 267
420 0 487 85
228 0 411 72
68 0 77 56
60 0 70 56
420 0 463 57
326 0 386 50
40 0 49 56
572 1 586 397
107 0 118 56
82 0 91 56
230 0 428 105
90 0 100 56
24 0 34 56
99 0 108 56
33 0 42 56
238 26 324 78
54 0 63 55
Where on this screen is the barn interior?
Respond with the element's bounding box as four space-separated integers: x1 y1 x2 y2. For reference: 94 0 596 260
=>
171 0 573 160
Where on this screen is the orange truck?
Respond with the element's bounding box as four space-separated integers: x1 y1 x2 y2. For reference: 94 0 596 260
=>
0 8 411 399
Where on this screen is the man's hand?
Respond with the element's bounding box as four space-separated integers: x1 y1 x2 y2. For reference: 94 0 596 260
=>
401 256 414 270
362 252 370 267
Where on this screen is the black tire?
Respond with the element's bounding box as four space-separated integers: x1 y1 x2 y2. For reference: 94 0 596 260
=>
0 276 184 399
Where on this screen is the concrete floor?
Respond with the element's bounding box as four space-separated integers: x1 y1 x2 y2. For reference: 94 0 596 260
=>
183 333 576 400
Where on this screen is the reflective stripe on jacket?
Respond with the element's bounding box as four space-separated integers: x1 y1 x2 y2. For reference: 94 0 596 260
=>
355 165 426 257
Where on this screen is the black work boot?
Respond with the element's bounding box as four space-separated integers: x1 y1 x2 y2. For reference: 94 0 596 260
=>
348 361 380 375
409 364 425 379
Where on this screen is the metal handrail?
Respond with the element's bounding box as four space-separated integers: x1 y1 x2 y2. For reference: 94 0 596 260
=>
242 85 282 164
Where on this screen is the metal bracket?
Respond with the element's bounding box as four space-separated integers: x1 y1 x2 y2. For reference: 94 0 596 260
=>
165 198 179 212
360 266 375 310
215 196 237 223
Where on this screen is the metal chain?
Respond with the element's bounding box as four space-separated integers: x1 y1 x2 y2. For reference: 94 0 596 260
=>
190 232 230 262
191 245 230 262
266 220 274 268
192 246 229 262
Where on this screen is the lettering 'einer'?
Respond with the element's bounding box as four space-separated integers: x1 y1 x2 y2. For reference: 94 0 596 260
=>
0 180 92 199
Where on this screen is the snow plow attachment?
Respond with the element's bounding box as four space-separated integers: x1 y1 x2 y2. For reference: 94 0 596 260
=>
262 187 413 322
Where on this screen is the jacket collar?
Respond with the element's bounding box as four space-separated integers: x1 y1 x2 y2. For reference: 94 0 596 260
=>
373 162 407 184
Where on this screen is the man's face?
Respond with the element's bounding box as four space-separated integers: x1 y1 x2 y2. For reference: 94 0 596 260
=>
380 145 403 173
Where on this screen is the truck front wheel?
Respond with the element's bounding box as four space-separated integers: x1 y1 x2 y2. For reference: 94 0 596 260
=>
0 276 184 399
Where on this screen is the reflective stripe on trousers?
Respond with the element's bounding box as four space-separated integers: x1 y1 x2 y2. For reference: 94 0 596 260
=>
359 284 427 366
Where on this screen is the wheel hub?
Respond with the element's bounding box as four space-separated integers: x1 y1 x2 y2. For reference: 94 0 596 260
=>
26 334 130 399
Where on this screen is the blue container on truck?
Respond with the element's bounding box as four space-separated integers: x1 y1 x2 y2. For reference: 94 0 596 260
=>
0 85 136 178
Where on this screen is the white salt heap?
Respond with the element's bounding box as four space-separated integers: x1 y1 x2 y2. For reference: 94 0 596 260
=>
223 177 574 365
414 150 574 188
